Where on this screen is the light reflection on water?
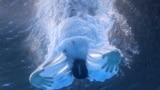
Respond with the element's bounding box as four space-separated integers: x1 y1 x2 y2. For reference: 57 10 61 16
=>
0 0 139 90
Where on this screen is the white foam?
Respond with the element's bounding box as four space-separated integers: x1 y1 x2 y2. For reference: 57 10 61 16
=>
29 0 136 89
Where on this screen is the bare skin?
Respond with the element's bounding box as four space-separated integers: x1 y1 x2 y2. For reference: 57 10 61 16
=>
101 50 121 73
30 69 53 90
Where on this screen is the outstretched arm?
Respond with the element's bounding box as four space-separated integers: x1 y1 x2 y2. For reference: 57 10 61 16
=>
29 49 66 90
101 50 121 73
87 49 121 82
29 50 63 89
29 69 53 90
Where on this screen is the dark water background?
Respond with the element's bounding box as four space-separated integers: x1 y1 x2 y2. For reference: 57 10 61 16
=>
0 0 160 90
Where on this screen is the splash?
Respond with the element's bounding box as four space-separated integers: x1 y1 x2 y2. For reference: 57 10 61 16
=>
28 0 139 89
28 0 138 67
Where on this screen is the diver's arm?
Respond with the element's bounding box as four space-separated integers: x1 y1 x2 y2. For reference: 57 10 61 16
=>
101 50 121 72
87 49 121 82
88 47 121 72
29 41 66 89
29 69 53 89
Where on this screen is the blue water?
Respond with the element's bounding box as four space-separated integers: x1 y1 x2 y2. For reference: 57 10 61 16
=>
2 0 155 90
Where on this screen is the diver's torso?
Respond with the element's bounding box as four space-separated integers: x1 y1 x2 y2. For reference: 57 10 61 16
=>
56 16 99 44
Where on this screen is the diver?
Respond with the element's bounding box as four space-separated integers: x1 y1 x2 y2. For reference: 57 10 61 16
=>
29 36 121 90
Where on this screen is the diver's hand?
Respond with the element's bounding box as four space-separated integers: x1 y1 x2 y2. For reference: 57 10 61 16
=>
30 69 53 90
101 50 121 73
